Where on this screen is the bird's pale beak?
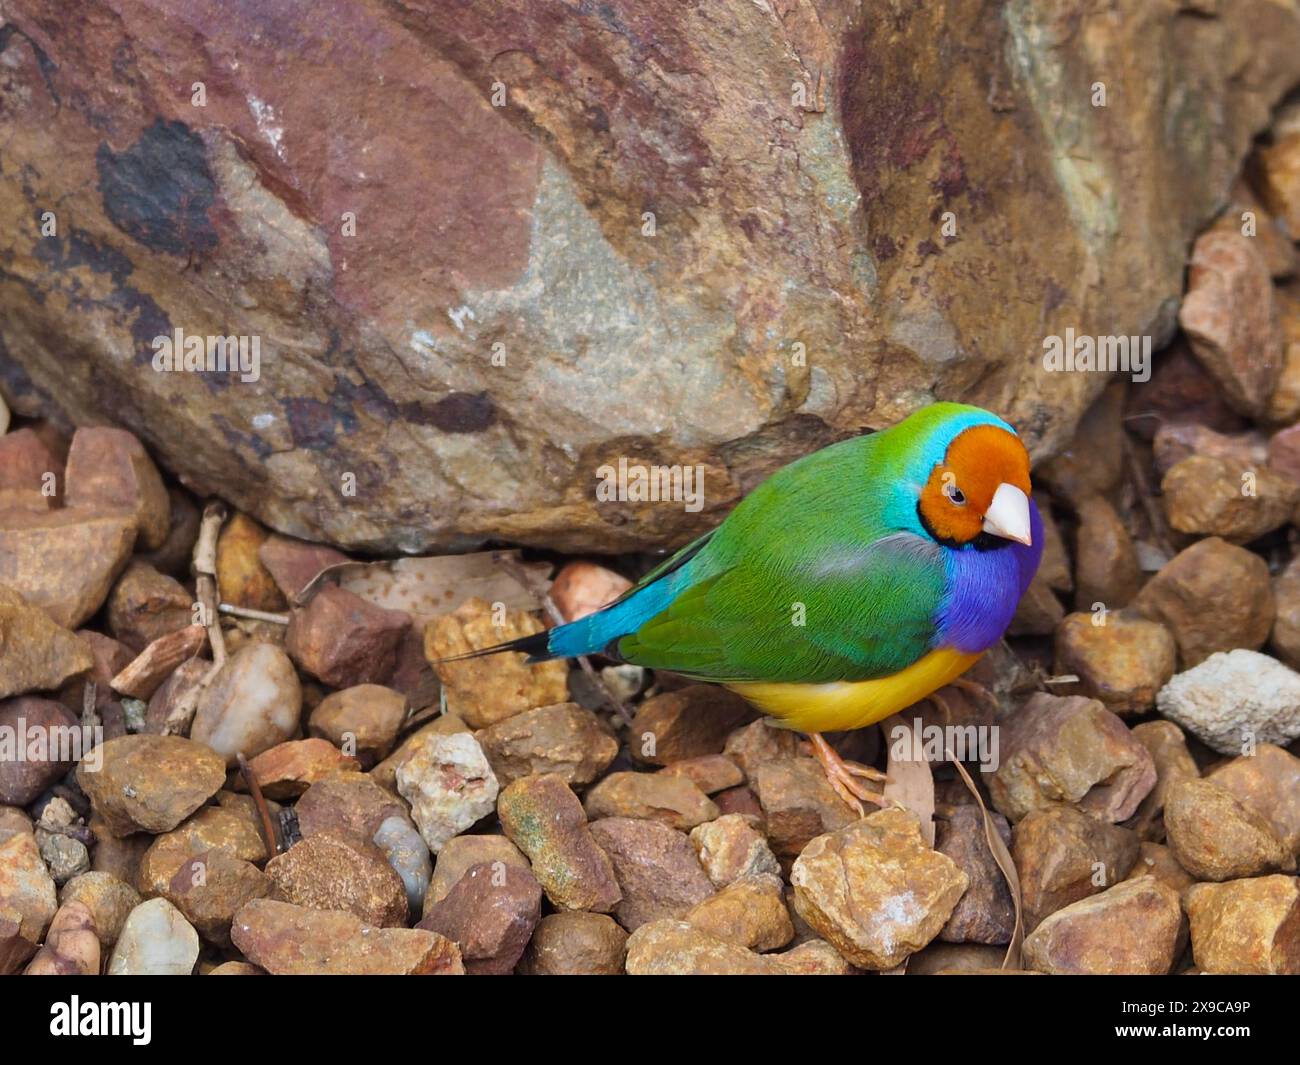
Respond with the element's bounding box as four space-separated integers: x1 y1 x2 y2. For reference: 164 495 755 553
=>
983 483 1032 546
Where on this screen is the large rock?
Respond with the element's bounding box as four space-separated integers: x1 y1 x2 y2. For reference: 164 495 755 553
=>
1157 650 1300 755
2 2 1298 552
790 808 967 970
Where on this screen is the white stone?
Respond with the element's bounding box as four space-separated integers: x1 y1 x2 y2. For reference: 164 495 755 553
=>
1156 649 1300 754
395 732 498 853
108 897 200 975
191 642 302 767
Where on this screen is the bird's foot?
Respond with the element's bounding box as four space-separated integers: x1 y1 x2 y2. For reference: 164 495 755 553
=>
806 733 897 818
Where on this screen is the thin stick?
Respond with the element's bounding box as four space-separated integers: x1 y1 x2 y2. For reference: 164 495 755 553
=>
163 502 228 736
237 752 280 856
218 603 291 624
1124 434 1176 559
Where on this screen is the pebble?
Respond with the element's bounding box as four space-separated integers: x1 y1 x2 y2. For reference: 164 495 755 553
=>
989 693 1156 823
64 426 170 551
1164 777 1293 881
257 533 349 601
628 684 753 765
584 771 719 831
418 861 542 974
680 873 793 951
1152 421 1268 476
1184 874 1300 974
286 585 410 688
1011 803 1140 930
191 641 303 767
240 738 359 799
689 813 781 888
0 696 82 805
1161 454 1298 542
1157 649 1300 754
0 830 57 943
396 731 499 852
425 597 570 728
549 561 633 622
77 734 226 836
935 805 1016 944
1271 553 1300 669
1133 537 1273 666
1178 227 1282 416
107 897 200 975
106 560 194 652
308 683 408 765
0 588 92 700
372 815 432 916
0 507 137 629
214 512 287 612
0 427 59 511
658 754 745 795
1206 744 1300 854
1023 876 1184 975
423 833 530 911
265 832 409 927
475 701 618 787
1129 720 1200 840
1254 130 1300 234
1123 841 1195 896
790 808 968 970
137 806 268 895
24 899 99 975
589 816 716 931
722 719 801 778
624 919 776 975
497 773 621 912
749 756 856 856
59 871 141 947
1053 611 1176 715
231 898 464 975
159 847 272 946
1072 495 1141 610
519 911 628 975
370 712 469 793
294 771 407 846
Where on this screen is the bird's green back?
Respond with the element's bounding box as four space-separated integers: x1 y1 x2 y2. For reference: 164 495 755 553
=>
616 432 947 683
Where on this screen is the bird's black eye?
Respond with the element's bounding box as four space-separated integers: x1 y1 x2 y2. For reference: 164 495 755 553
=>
943 482 966 506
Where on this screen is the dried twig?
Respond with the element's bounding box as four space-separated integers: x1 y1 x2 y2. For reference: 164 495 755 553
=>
218 603 290 625
163 501 228 736
237 752 280 856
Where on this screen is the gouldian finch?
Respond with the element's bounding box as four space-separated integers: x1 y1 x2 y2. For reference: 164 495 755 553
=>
463 402 1042 813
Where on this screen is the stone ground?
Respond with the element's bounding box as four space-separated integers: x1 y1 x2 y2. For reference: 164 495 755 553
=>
2 109 1300 979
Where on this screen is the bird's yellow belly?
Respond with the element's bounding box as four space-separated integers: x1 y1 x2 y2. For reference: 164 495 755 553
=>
726 647 981 733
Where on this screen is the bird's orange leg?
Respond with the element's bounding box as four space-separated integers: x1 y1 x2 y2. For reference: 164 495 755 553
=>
806 733 896 818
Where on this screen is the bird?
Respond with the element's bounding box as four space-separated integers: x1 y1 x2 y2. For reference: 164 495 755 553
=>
450 402 1043 814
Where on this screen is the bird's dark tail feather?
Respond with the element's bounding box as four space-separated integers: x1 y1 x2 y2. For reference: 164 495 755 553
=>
429 629 556 665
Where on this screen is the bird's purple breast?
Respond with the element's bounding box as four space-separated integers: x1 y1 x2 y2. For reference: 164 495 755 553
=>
934 499 1045 654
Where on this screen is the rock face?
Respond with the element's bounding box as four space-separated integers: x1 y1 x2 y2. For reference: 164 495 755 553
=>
2 2 1298 552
